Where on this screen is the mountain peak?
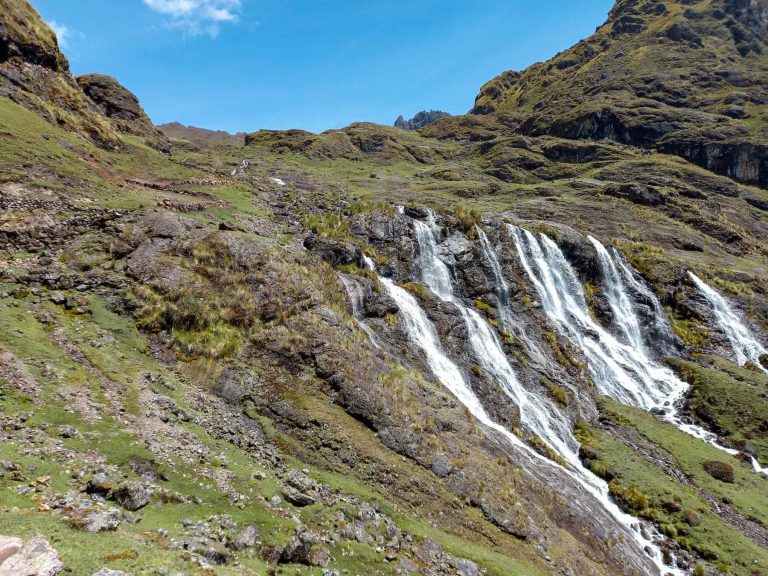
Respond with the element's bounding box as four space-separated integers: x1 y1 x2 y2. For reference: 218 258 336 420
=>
394 110 451 131
471 0 768 186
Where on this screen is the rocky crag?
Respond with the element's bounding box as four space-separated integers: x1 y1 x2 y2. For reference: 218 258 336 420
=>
395 111 452 131
0 1 767 576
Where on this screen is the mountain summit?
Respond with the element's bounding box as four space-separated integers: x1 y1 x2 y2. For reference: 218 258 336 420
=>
472 0 768 185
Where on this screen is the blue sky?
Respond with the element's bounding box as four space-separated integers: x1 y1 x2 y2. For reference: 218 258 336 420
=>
33 0 614 134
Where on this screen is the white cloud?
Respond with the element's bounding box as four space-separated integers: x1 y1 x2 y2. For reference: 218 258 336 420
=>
47 20 72 48
143 0 242 37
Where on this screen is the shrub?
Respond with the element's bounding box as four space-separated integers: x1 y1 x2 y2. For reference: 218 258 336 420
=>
609 481 650 513
683 509 701 526
453 205 481 234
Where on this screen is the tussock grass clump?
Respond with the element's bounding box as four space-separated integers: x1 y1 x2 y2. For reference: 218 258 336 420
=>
453 205 481 236
133 287 245 360
400 282 430 301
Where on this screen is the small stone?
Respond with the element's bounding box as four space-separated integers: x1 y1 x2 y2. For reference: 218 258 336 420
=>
58 426 77 439
92 569 129 576
307 546 331 567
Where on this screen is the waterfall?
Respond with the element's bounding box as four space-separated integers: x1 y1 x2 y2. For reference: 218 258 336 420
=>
511 226 768 475
612 249 678 356
689 272 768 374
590 237 646 352
476 229 549 381
339 274 380 348
412 219 584 467
511 226 686 410
377 216 680 575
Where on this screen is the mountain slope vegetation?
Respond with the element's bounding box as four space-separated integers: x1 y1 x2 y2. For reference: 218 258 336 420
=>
0 1 766 576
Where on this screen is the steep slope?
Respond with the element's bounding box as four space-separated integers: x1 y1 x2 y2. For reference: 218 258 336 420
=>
0 2 169 151
1 0 768 575
472 0 768 186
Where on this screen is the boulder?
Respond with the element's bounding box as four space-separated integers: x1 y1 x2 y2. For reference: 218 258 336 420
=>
282 486 316 507
111 482 150 511
703 460 735 483
0 534 63 576
232 525 260 550
213 370 251 404
0 536 23 565
303 235 361 267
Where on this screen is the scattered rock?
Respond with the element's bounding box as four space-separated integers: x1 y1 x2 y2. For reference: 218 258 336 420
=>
232 525 260 550
703 460 735 483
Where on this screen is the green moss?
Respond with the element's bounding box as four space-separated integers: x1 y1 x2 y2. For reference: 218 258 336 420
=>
669 315 710 349
540 377 569 407
474 298 497 319
400 282 431 301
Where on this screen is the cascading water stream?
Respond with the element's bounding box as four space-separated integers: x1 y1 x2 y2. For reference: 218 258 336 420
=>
412 218 584 468
368 262 675 575
338 274 380 348
476 228 547 365
510 226 685 409
688 272 768 375
400 214 681 574
511 226 768 476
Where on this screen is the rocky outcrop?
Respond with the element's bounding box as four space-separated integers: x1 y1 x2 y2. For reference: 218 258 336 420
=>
0 2 68 72
0 1 122 149
394 110 451 131
78 74 170 151
0 535 63 576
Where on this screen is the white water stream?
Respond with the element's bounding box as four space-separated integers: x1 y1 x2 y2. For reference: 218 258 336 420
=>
689 272 768 375
511 226 768 476
377 215 681 575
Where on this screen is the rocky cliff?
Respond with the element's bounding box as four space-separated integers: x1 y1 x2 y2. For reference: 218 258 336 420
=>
395 110 452 131
472 0 768 186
